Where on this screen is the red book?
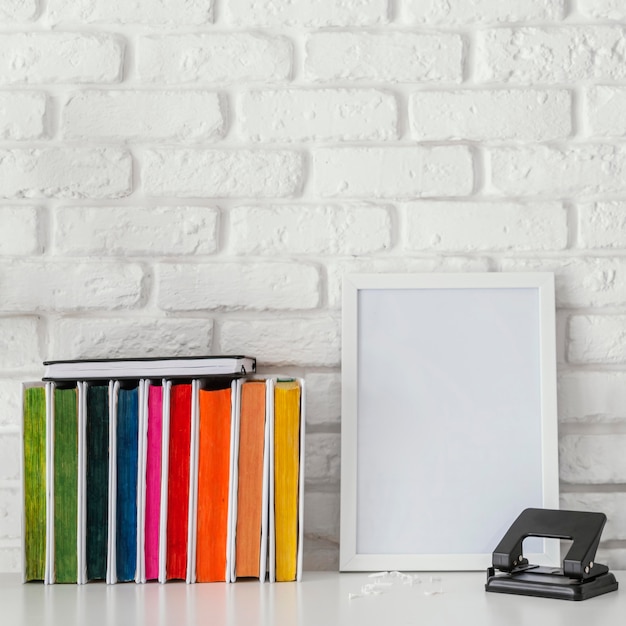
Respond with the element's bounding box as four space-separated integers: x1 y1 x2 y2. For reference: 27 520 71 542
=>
166 383 192 580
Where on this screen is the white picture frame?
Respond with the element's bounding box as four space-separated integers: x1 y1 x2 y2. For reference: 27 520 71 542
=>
340 273 560 571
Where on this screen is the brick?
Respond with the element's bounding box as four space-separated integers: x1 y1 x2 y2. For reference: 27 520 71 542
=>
47 0 213 24
53 205 219 256
305 373 340 427
0 92 46 140
490 145 626 197
568 315 626 364
226 0 387 25
0 318 41 371
410 90 571 141
326 257 490 308
0 436 19 482
1 0 39 21
230 204 391 255
579 202 626 249
138 34 291 84
579 0 626 19
220 316 341 367
559 371 626 421
560 435 626 483
0 487 20 539
476 27 626 83
0 207 41 255
63 91 225 142
501 258 626 308
0 148 131 199
586 87 626 137
405 202 567 252
157 262 320 311
50 317 213 360
403 0 563 23
0 33 123 84
143 149 303 198
560 493 626 540
0 261 143 312
0 381 22 429
304 491 339 542
305 32 463 83
314 146 473 199
240 89 397 142
305 433 340 485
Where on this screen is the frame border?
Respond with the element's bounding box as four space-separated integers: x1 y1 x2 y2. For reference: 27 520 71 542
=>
340 272 560 571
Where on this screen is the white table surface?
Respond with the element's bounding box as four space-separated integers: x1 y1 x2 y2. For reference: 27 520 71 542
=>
1 571 623 626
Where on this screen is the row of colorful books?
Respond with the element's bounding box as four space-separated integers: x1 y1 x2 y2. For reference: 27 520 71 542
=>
21 356 304 584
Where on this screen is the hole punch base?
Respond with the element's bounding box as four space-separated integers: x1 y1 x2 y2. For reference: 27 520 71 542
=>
486 566 618 601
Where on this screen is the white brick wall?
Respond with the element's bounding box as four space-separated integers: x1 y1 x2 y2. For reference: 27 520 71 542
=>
0 148 132 199
0 33 124 84
409 90 572 141
53 206 219 255
239 89 398 142
137 34 292 84
0 93 47 140
143 149 304 198
305 32 464 83
62 91 226 143
2 0 626 573
314 146 474 198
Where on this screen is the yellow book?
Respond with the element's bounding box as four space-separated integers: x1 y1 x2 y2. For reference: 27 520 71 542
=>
274 380 301 582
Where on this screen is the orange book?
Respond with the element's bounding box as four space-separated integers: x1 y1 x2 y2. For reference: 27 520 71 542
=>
234 381 267 578
195 385 232 582
274 380 301 582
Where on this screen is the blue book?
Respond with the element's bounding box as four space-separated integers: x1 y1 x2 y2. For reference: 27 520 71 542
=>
116 385 139 582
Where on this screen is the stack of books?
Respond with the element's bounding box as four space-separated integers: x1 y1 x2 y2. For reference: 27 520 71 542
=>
21 356 305 584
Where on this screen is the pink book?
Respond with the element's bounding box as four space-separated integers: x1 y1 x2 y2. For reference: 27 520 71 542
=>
145 384 163 580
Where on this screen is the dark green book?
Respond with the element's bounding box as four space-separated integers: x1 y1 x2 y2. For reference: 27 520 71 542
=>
23 385 47 581
86 384 109 581
54 386 78 583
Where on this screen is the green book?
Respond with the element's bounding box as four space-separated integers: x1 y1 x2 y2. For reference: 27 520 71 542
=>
54 386 78 583
23 385 47 581
86 384 109 581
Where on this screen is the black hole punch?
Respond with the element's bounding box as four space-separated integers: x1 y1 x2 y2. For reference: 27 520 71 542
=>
485 508 619 601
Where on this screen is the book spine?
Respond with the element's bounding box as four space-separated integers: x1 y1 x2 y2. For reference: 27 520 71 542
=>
22 384 47 582
135 380 149 584
85 384 109 581
158 380 171 584
166 383 192 581
106 381 118 584
53 386 79 583
196 385 232 582
273 380 301 582
45 382 54 585
234 380 267 579
186 380 200 584
144 383 163 581
115 385 139 582
77 382 87 585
